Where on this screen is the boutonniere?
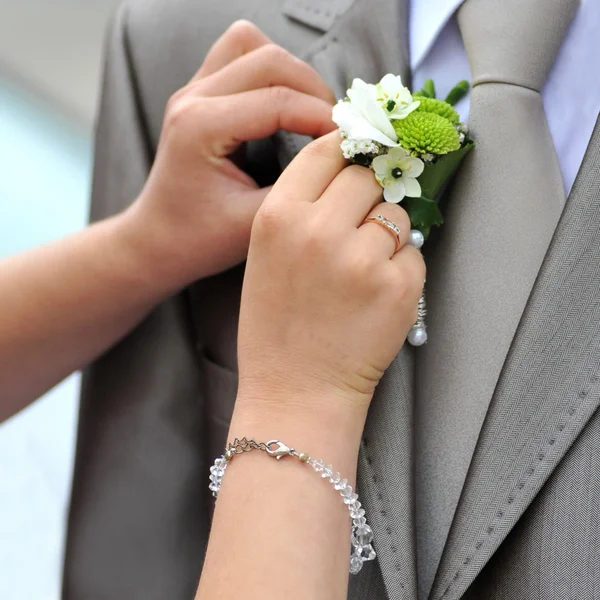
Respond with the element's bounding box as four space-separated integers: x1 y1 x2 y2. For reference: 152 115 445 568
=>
332 75 474 345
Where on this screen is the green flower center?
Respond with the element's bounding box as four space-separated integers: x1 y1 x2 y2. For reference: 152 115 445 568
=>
392 111 460 156
413 97 460 124
385 99 397 112
391 167 403 179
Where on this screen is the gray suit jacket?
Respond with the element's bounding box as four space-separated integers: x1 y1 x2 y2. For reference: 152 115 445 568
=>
63 0 600 598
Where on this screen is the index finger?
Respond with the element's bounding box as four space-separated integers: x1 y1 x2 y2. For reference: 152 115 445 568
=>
194 21 271 80
200 87 338 159
271 131 347 203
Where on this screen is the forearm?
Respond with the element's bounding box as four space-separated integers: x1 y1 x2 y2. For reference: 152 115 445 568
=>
0 208 182 421
197 395 368 600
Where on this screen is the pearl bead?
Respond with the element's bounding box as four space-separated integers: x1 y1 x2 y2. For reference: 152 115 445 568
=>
408 327 428 346
409 229 425 250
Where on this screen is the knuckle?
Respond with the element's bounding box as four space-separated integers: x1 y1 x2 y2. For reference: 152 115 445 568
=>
253 201 288 239
347 164 384 195
166 87 186 107
343 249 379 285
227 19 261 44
301 217 330 254
385 204 411 230
163 96 198 132
268 85 294 108
398 247 426 294
357 252 380 277
346 164 374 180
261 43 290 64
164 91 182 117
301 134 340 161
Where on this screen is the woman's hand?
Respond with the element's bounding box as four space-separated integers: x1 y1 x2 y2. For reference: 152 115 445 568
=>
127 21 336 286
237 131 426 419
201 132 425 600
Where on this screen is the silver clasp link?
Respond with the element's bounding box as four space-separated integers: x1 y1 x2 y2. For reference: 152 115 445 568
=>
266 440 294 460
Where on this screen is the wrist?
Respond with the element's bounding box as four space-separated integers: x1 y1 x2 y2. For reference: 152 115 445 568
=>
114 203 193 297
231 388 370 474
237 371 373 429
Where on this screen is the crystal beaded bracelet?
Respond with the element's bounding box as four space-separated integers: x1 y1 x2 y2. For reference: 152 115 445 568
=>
209 437 376 575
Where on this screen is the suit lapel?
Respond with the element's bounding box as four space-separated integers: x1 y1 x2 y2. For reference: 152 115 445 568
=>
280 1 417 597
430 115 600 599
358 346 418 599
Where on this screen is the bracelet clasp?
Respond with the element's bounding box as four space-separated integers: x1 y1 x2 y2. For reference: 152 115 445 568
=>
266 440 294 460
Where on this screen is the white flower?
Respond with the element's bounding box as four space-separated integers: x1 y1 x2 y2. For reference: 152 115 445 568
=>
332 78 399 147
340 138 383 159
375 74 420 120
372 147 424 203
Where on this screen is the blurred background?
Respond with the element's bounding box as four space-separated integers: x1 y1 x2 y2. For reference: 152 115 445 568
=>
0 1 121 598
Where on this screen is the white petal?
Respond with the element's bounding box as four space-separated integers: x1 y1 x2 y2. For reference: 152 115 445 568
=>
383 179 406 203
352 87 398 144
400 156 425 178
389 100 420 120
347 78 379 105
347 78 378 107
396 87 415 105
349 77 373 93
402 176 422 198
378 74 404 95
371 154 393 180
406 100 421 113
387 146 412 162
332 102 397 146
331 100 354 132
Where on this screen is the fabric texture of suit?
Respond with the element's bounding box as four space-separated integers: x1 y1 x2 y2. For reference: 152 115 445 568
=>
63 1 600 599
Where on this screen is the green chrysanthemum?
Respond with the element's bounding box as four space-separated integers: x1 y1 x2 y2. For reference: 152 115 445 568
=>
392 112 460 156
414 97 460 125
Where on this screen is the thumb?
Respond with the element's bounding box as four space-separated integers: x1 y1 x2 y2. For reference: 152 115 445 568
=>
203 185 273 274
240 185 274 222
232 184 274 234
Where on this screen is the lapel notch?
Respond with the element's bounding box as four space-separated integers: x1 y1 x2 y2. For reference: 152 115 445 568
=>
282 0 356 33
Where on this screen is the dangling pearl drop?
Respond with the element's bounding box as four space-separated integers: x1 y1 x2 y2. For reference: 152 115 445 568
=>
407 230 427 346
408 290 428 346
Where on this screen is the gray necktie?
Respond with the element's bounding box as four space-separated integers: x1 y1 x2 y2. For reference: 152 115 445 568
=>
415 0 580 597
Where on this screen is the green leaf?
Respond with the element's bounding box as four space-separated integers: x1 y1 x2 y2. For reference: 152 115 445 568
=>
403 197 443 237
407 141 475 238
418 141 475 201
423 79 436 99
445 80 470 106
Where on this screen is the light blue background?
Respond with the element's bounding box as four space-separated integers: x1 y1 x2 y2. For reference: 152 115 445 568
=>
0 77 92 600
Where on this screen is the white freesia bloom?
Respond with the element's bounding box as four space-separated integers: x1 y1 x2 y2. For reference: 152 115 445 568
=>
332 78 399 147
376 74 420 120
372 147 424 203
